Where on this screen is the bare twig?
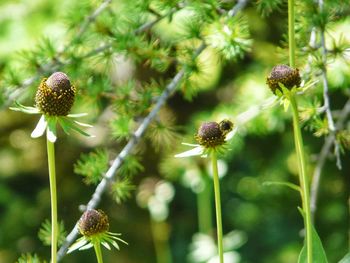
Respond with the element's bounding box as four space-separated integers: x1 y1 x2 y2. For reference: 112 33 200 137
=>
310 99 350 220
317 0 341 169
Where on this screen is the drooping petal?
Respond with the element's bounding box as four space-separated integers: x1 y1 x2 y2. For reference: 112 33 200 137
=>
182 142 200 147
67 113 88 118
174 146 204 158
10 102 40 114
225 127 238 141
57 118 71 135
67 237 88 253
101 241 111 250
31 115 47 138
74 120 93 128
61 117 94 137
79 242 94 250
110 240 120 250
46 118 57 143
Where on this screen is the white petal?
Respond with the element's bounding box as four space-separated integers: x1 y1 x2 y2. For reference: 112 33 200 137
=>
174 146 204 158
225 127 238 141
47 126 57 143
110 240 120 250
74 120 93 128
67 238 88 253
31 116 47 138
79 242 94 250
67 113 88 118
101 241 111 250
182 142 200 147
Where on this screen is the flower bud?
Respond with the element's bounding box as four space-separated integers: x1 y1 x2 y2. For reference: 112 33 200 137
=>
35 72 75 116
79 209 109 237
195 122 225 148
266 65 301 94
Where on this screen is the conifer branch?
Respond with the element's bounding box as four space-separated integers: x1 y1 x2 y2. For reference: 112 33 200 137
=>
57 1 249 259
3 1 113 109
74 0 112 42
56 43 206 261
317 0 341 170
2 2 179 109
310 98 350 220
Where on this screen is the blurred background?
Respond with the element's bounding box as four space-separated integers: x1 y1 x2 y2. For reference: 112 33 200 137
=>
0 0 349 262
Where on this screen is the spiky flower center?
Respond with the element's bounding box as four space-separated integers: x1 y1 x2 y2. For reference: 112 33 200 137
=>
35 72 75 116
195 120 233 148
266 64 301 94
79 209 109 237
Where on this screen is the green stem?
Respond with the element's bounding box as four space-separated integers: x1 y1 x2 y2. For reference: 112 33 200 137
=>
197 172 213 235
211 151 224 263
290 95 313 263
150 219 172 263
93 242 104 263
288 0 296 68
47 140 58 263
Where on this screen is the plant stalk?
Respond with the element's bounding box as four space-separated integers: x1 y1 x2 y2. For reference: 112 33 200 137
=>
288 0 296 68
150 219 172 263
211 151 224 263
290 95 313 263
47 139 58 263
93 242 104 263
197 172 213 235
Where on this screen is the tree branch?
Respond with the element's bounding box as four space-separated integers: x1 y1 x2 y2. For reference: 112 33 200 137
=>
56 42 206 261
57 1 250 259
310 99 350 221
2 2 179 109
317 0 341 169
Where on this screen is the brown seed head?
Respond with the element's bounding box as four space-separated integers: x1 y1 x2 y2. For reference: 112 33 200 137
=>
195 121 226 148
35 72 75 116
78 209 109 237
266 65 301 94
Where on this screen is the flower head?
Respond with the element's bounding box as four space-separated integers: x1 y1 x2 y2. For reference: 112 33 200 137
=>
35 72 75 116
68 209 127 253
195 119 234 148
266 64 301 95
175 119 236 158
10 72 93 143
79 209 109 237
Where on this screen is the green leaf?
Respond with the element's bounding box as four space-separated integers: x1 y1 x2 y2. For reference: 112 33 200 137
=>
263 181 301 192
339 253 350 263
298 225 328 263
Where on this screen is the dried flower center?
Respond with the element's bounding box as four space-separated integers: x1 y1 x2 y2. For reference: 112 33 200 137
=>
195 121 226 148
35 72 75 116
79 209 109 237
266 64 301 94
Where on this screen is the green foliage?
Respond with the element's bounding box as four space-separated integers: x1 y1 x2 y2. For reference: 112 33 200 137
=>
339 253 350 263
204 14 251 60
74 149 109 185
16 254 46 263
298 225 328 263
256 0 284 16
118 155 144 177
0 0 349 262
111 177 136 204
38 219 67 246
